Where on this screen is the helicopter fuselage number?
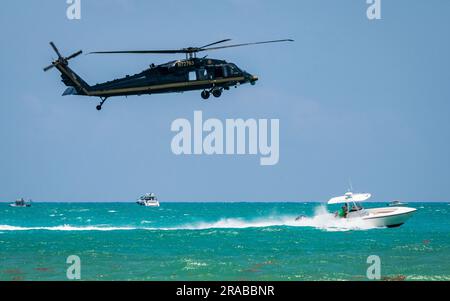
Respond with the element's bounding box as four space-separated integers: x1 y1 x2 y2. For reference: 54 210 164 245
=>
176 60 195 68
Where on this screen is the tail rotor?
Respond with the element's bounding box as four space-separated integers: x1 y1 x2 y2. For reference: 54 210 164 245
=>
43 42 83 72
49 41 63 59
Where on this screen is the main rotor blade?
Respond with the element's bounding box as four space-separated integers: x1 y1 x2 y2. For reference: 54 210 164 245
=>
66 50 83 60
89 39 293 55
49 42 63 58
200 39 294 52
89 49 186 55
43 64 55 72
200 39 232 49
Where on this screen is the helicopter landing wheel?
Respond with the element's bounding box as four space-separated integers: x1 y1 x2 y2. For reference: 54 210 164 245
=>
212 88 222 98
96 97 108 111
201 90 210 100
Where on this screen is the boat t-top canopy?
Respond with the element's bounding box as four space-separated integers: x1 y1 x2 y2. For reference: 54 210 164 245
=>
328 192 371 205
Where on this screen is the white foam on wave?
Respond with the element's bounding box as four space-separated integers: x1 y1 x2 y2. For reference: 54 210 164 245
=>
166 205 379 232
0 225 135 231
0 206 380 232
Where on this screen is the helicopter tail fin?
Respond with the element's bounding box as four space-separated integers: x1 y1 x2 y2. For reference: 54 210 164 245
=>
58 65 91 96
43 42 91 96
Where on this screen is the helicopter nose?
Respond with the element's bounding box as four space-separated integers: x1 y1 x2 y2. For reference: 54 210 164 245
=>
250 75 258 85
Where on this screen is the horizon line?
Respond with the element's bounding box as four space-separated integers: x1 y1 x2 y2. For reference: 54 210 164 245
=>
1 200 449 203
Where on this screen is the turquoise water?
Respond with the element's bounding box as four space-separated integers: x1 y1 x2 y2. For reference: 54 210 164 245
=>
0 202 449 281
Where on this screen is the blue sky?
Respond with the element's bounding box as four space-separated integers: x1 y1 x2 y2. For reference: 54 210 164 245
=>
1 0 449 202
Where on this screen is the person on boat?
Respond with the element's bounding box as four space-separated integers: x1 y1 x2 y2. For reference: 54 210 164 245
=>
335 204 348 218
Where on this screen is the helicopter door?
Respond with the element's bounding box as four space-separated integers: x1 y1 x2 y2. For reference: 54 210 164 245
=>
214 66 224 79
196 68 208 80
223 65 230 78
188 71 197 81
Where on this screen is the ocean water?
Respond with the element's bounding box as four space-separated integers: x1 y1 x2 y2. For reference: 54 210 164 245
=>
0 202 449 281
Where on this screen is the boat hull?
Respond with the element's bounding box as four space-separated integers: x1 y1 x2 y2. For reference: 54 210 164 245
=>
362 207 416 228
143 203 160 207
136 201 160 207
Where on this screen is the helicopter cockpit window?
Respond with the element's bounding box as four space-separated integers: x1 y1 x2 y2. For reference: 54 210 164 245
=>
228 64 241 76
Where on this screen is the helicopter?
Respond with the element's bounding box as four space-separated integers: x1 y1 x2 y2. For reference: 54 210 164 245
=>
43 39 293 111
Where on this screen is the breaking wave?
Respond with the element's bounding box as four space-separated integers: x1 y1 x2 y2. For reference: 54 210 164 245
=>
0 206 380 232
0 225 136 231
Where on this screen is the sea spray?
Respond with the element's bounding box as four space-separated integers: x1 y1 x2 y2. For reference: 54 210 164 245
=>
292 204 377 231
173 204 379 232
0 205 379 232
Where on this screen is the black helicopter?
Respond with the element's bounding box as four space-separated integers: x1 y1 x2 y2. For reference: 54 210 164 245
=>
44 39 293 110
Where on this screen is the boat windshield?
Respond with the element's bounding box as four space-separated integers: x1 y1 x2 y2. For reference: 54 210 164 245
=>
350 202 363 212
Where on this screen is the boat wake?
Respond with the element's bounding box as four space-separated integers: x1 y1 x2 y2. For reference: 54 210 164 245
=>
171 205 379 232
0 225 136 231
0 206 381 232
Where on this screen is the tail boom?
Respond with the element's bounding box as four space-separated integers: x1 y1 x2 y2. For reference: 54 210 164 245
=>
44 42 91 96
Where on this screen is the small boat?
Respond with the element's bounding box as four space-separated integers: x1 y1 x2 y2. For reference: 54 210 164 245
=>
9 198 32 208
327 192 416 228
136 193 160 207
388 200 407 206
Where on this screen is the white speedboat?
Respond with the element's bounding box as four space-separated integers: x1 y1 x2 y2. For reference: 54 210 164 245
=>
9 198 32 208
136 193 160 207
328 192 416 228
